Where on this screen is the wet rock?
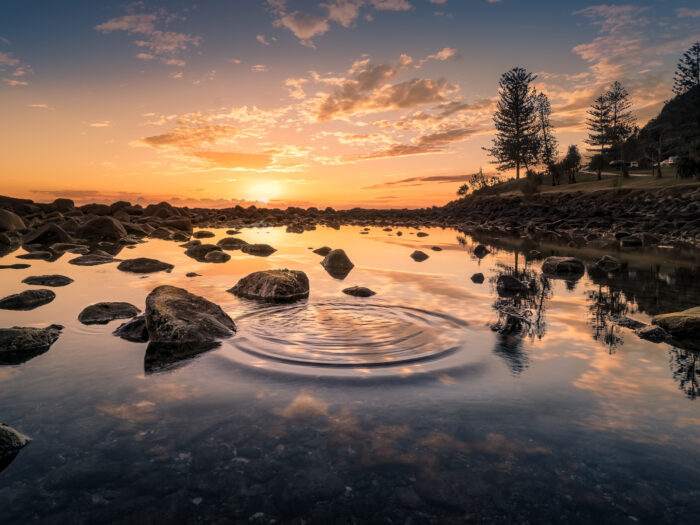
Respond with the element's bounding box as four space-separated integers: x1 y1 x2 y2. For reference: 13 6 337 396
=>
0 423 31 456
610 316 646 330
23 223 73 245
216 237 248 250
184 243 222 262
497 275 529 295
180 239 201 248
541 256 585 277
491 304 532 334
50 242 89 254
652 307 700 342
204 250 230 263
471 273 484 284
228 269 309 302
241 244 277 257
193 230 215 239
635 325 668 343
75 216 127 242
396 231 402 236
431 246 442 251
117 258 174 274
113 315 149 343
0 324 63 364
68 252 119 266
22 275 73 287
342 286 376 297
286 224 304 233
474 244 490 258
0 209 26 232
16 250 53 260
144 341 220 374
312 246 332 256
186 272 200 277
160 218 193 234
226 229 241 235
416 232 429 237
0 263 30 270
145 285 236 344
595 255 622 272
410 250 429 262
321 249 354 279
0 289 55 310
78 302 141 325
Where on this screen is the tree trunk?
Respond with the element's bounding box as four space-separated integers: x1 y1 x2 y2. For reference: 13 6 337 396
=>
598 144 603 180
516 161 520 180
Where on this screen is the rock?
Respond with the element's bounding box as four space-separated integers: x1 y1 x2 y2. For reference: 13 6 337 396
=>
117 258 174 274
342 286 376 297
78 302 141 325
204 250 231 263
286 224 304 233
216 237 248 250
491 304 532 334
610 316 646 330
23 223 73 245
652 307 700 342
228 270 310 302
193 230 215 239
0 263 30 270
186 272 200 277
471 273 484 284
0 324 63 364
312 246 332 256
0 423 31 455
473 244 490 258
241 244 276 257
75 217 127 242
16 251 53 260
145 285 236 344
431 246 442 251
113 315 149 342
144 341 220 374
635 325 668 343
321 249 354 279
396 231 402 236
226 229 241 235
496 275 529 295
160 218 193 234
50 242 89 253
22 275 73 287
0 289 55 310
416 232 429 237
596 255 622 272
541 256 585 277
184 244 222 262
0 209 25 232
68 252 118 266
410 250 429 262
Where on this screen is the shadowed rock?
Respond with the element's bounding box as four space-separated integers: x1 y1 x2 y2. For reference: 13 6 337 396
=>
635 325 668 343
474 244 490 258
0 423 31 456
0 324 63 365
312 246 332 256
117 258 174 274
410 250 429 262
113 315 149 342
16 251 53 260
431 246 442 251
217 237 249 250
595 255 622 272
78 302 141 325
184 243 222 262
416 232 429 237
497 275 529 296
144 341 220 374
321 249 354 279
652 307 700 344
68 252 119 266
23 224 73 246
145 285 236 344
229 269 309 302
76 216 127 242
0 289 55 310
342 286 376 297
542 256 585 278
471 273 484 284
186 272 200 277
180 239 201 248
22 275 73 287
0 209 25 232
193 230 215 239
241 244 277 257
204 250 230 263
226 229 241 235
0 264 30 270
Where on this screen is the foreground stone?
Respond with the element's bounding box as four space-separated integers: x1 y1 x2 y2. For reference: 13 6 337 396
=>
23 224 72 246
217 237 248 250
22 275 73 287
0 209 25 232
75 217 127 242
321 249 354 279
204 250 230 263
471 273 484 284
184 244 222 262
652 307 700 342
193 230 215 239
117 258 174 274
78 302 141 325
541 256 585 277
635 325 668 343
342 286 376 297
0 289 55 310
241 244 277 257
145 285 236 344
0 423 31 456
113 315 149 342
229 270 309 302
0 264 30 270
410 250 429 262
68 252 119 266
0 324 63 364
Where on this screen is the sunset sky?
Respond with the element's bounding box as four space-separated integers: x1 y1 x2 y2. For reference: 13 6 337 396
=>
1 0 698 208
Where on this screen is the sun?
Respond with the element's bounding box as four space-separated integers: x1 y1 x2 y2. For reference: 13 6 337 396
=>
245 181 281 204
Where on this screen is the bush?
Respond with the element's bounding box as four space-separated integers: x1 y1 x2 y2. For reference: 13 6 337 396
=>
676 155 700 179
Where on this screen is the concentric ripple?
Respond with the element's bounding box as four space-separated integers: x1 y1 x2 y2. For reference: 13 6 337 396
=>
228 301 468 368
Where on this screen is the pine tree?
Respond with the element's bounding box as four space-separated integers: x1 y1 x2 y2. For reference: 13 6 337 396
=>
606 81 636 176
673 41 700 96
534 91 558 171
563 145 581 184
585 93 612 180
484 67 540 179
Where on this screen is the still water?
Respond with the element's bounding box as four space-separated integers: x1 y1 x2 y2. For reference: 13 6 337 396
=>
1 225 700 523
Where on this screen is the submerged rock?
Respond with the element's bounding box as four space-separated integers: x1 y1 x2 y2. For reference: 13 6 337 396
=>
541 256 585 277
113 315 149 343
431 246 442 251
0 324 63 364
216 237 248 250
610 316 646 330
342 286 376 297
496 275 529 296
204 250 231 263
312 246 332 256
595 255 622 272
145 285 236 344
78 302 141 325
193 230 215 239
68 252 119 266
117 258 174 274
473 244 490 258
0 423 31 456
241 244 277 257
0 289 55 310
22 275 73 287
185 272 200 277
635 325 668 343
471 273 485 284
410 250 429 262
184 243 222 262
652 307 700 342
144 341 220 374
229 269 309 302
321 249 354 279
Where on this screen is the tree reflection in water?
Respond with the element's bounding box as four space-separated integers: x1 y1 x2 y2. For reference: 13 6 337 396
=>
587 284 628 354
670 348 700 400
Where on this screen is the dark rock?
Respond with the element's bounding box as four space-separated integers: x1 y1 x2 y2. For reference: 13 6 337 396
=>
0 324 63 364
431 246 442 251
342 286 376 297
226 229 241 235
78 302 141 325
144 341 220 374
204 250 230 263
312 246 332 256
145 285 236 344
184 244 222 262
0 209 25 232
23 223 73 245
610 316 646 330
471 273 484 284
635 325 668 343
595 255 622 272
228 269 309 302
117 258 174 274
0 423 31 456
160 218 193 233
193 230 215 239
491 304 532 334
241 244 276 257
180 239 201 248
113 315 149 342
0 263 31 270
16 250 53 260
0 289 55 310
410 250 429 262
473 244 490 258
286 224 304 233
321 249 354 279
652 307 700 342
497 275 528 295
75 216 127 242
22 275 73 287
68 252 118 266
217 237 248 250
416 232 429 237
186 272 200 277
541 256 585 277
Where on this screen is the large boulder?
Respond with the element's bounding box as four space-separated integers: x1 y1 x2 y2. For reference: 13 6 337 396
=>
204 250 230 263
78 302 141 325
23 223 73 245
75 217 127 242
0 324 63 364
22 275 73 287
541 256 585 277
652 307 700 343
0 289 55 310
113 315 149 343
228 270 309 302
0 423 31 456
321 249 354 280
145 285 236 344
117 258 174 274
160 218 193 234
0 209 25 232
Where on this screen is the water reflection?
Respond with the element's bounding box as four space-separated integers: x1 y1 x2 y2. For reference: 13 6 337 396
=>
670 348 700 400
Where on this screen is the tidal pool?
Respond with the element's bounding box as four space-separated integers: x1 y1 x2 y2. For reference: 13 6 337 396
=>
1 225 700 523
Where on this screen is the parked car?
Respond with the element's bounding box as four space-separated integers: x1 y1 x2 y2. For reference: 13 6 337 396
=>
660 156 678 167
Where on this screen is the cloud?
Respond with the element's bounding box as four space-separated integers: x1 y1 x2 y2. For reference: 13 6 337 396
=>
256 34 270 45
363 172 487 188
0 48 32 85
188 151 274 170
89 121 112 128
140 124 238 149
273 12 330 47
28 103 51 109
676 8 700 18
285 77 308 99
356 126 477 160
251 64 269 72
3 78 28 86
